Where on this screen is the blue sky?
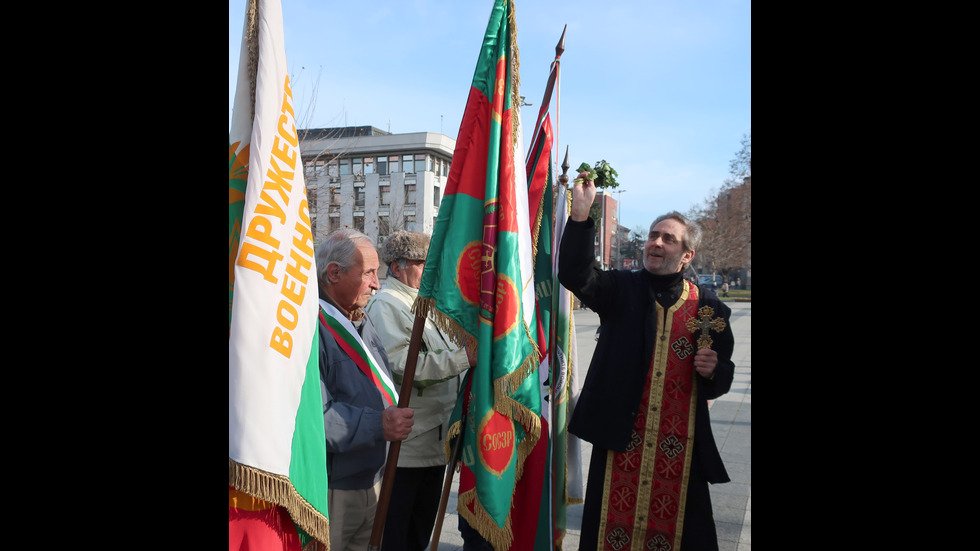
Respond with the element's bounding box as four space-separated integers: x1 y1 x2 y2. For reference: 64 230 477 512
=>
230 0 751 235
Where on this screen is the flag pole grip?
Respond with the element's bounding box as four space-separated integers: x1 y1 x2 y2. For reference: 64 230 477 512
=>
368 313 427 551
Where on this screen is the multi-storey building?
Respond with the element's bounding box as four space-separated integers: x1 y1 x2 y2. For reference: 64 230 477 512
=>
593 190 620 270
297 127 647 280
298 126 455 260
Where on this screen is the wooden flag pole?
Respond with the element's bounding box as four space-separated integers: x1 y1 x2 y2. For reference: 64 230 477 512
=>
539 25 565 125
427 406 466 551
368 313 427 551
549 30 567 363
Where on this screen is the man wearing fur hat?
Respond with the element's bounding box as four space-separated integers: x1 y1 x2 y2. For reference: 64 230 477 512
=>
364 230 477 551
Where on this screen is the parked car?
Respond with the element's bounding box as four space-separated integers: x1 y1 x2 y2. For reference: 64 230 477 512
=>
697 274 723 290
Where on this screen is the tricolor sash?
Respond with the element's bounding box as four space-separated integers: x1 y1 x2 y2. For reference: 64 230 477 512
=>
598 281 700 551
318 300 398 407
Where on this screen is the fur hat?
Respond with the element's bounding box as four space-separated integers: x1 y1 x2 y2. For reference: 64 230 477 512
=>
380 230 430 265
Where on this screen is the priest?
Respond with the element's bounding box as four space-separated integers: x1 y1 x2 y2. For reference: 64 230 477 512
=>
557 175 735 551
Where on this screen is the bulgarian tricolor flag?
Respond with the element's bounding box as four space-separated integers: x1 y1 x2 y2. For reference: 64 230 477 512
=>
413 0 543 548
228 0 329 549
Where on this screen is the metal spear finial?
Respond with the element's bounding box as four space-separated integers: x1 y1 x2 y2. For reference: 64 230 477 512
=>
559 145 570 185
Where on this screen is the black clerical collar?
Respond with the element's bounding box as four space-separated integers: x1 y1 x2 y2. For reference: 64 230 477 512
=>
645 270 684 291
645 270 685 308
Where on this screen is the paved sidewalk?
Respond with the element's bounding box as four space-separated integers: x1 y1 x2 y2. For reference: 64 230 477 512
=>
706 302 751 551
432 302 751 550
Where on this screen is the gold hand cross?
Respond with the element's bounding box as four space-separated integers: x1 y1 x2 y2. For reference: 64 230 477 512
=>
685 306 727 349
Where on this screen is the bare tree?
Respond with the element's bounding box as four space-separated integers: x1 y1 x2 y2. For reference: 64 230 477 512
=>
729 132 751 180
690 134 751 283
291 66 377 243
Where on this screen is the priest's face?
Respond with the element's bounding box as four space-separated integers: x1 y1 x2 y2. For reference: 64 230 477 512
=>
643 218 695 276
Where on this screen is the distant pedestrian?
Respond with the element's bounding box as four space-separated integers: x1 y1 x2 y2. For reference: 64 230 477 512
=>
721 281 729 297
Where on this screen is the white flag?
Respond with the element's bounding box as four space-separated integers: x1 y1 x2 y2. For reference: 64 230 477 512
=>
228 0 328 545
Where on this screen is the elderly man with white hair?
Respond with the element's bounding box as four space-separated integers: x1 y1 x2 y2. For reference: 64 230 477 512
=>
315 228 415 551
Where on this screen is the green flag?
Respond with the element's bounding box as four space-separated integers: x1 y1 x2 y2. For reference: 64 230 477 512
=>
413 1 542 548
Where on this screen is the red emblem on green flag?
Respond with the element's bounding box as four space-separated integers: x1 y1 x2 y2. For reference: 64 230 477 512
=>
413 0 542 548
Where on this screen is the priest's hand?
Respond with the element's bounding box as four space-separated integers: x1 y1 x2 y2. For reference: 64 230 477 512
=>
570 172 597 222
383 405 415 441
694 348 718 381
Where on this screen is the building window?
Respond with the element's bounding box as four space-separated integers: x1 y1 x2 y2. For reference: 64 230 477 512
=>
415 154 426 173
354 215 364 233
379 215 390 236
404 214 416 229
428 156 435 172
380 185 390 207
433 185 440 207
378 156 388 175
403 154 414 174
327 160 338 178
339 158 351 176
442 159 449 177
354 187 365 208
363 157 376 175
352 157 363 176
405 183 416 204
389 155 401 173
305 159 325 181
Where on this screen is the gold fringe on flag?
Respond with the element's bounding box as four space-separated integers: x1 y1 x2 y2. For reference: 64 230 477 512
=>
508 0 521 150
529 192 544 261
244 0 259 122
459 487 516 551
415 294 542 477
493 320 542 480
443 416 463 462
412 296 478 358
229 458 330 549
